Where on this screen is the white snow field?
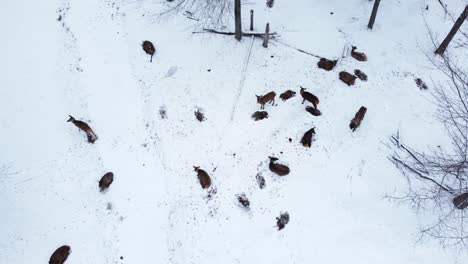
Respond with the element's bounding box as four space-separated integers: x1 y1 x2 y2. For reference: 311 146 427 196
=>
1 0 468 263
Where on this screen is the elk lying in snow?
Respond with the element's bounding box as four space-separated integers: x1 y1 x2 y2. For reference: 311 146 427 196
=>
351 46 367 61
300 86 319 109
305 106 321 116
99 172 114 192
49 245 71 264
237 193 250 208
350 106 367 131
67 115 98 143
256 91 276 109
142 40 156 62
339 71 357 86
193 166 211 189
276 212 290 230
301 127 316 148
269 157 290 176
354 69 368 81
252 111 269 121
317 58 337 71
453 193 468 210
279 90 296 101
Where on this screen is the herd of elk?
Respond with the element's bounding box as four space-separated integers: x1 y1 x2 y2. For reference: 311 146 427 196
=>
350 106 367 131
193 166 212 189
256 91 276 109
67 115 98 143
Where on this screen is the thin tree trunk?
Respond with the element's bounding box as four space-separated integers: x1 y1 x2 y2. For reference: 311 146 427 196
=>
263 23 270 48
435 5 468 55
367 0 381 30
250 10 254 31
235 0 242 41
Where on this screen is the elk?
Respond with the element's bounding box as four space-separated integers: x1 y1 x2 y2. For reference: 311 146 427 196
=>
269 157 290 176
300 86 319 109
317 58 337 71
256 91 276 109
276 212 289 230
193 166 211 189
351 46 367 62
67 115 98 143
279 90 296 101
339 71 357 86
354 69 368 81
237 193 250 208
142 40 156 62
305 106 321 116
252 111 269 121
99 172 114 192
349 106 367 131
300 127 316 148
49 245 71 264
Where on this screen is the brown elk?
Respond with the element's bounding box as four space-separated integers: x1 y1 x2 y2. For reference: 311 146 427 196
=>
256 91 276 109
300 127 316 148
237 193 250 208
351 46 368 62
350 106 367 131
99 172 114 192
67 115 98 143
317 58 337 71
354 69 368 81
142 40 156 62
276 212 289 230
279 90 296 101
305 106 321 116
193 166 211 189
300 86 319 109
269 157 290 176
339 71 357 86
252 111 269 121
49 245 71 264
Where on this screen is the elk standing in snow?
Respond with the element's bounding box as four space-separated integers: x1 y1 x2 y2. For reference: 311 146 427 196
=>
339 71 357 86
67 115 98 143
279 90 296 101
193 166 212 189
351 46 368 61
142 40 156 62
256 91 276 109
317 58 337 71
301 127 316 148
300 86 319 109
269 157 290 176
99 172 114 192
49 245 71 264
349 106 367 131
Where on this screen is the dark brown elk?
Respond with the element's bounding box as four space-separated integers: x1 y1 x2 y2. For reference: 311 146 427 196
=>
251 111 269 121
317 58 337 71
269 157 290 176
300 127 316 148
67 115 98 143
279 90 296 101
237 193 250 208
339 71 357 86
276 212 289 230
142 40 156 62
453 193 468 210
256 91 276 109
49 245 71 264
305 106 321 116
300 86 319 109
350 106 367 131
354 69 368 81
193 166 211 189
99 172 114 192
351 46 368 61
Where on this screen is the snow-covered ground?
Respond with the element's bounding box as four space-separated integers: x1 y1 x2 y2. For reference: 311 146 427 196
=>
1 0 468 263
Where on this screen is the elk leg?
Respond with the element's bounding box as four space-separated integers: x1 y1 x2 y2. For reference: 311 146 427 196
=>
302 99 305 104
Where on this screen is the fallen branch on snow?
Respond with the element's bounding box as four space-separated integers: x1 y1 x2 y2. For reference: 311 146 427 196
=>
192 28 278 39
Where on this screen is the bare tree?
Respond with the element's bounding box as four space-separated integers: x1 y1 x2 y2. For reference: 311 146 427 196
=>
389 38 468 246
234 0 242 40
435 5 468 55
